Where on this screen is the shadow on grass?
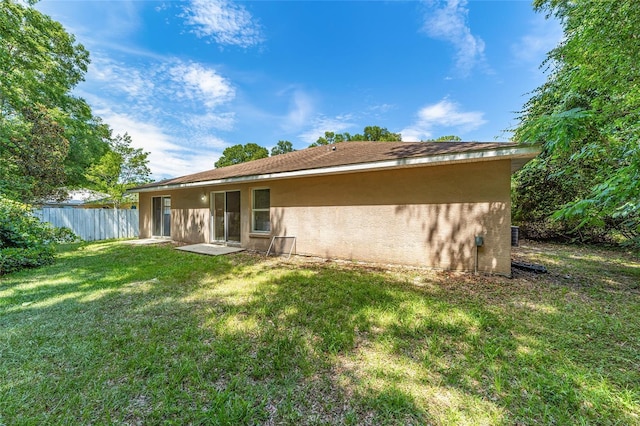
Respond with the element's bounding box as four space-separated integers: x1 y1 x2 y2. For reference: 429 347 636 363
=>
0 241 242 310
237 266 639 425
1 242 639 424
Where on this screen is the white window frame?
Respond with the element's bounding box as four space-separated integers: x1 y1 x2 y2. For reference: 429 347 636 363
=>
251 188 270 233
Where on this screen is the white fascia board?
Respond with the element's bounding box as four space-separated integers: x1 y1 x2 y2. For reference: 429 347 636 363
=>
131 145 540 193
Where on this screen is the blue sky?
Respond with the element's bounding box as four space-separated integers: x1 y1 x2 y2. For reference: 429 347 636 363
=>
38 0 561 179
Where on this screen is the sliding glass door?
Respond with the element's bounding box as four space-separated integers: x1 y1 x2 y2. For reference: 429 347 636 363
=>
211 191 240 243
152 196 171 237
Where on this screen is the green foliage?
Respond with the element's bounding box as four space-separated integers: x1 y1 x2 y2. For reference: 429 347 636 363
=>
0 246 54 275
0 0 89 112
85 133 151 208
309 131 349 147
427 135 462 142
270 140 294 156
0 195 77 274
352 125 402 142
215 143 269 168
63 116 111 189
513 0 640 245
0 0 110 202
512 156 612 242
309 126 401 147
0 105 70 202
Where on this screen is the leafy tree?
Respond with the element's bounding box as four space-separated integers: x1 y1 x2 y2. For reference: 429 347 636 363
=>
0 0 89 112
63 115 111 189
271 140 295 156
309 132 350 147
85 133 152 208
513 0 640 244
215 143 269 168
0 0 109 202
427 135 462 142
0 105 69 202
308 126 401 148
351 125 402 142
511 152 605 241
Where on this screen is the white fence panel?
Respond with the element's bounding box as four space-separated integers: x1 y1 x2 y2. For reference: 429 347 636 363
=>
34 208 139 241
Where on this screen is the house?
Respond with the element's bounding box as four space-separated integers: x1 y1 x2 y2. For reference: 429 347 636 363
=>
41 189 110 208
41 189 139 209
130 141 539 274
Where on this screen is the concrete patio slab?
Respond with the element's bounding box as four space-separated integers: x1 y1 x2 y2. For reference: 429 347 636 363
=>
176 244 245 256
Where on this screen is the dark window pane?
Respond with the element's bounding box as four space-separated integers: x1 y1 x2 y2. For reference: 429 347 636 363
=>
253 189 270 209
253 211 270 232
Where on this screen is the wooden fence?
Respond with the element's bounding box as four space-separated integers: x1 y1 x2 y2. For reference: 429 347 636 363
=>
34 208 139 241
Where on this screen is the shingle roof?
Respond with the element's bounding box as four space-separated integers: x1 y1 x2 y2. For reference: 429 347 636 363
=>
133 141 533 191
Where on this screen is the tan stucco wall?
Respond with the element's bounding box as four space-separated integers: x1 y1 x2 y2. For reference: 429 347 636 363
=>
137 159 512 273
271 203 508 273
138 194 151 238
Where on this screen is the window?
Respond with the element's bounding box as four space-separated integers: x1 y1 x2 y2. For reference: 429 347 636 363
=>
252 188 270 232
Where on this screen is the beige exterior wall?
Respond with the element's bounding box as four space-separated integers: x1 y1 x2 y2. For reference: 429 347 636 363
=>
138 194 152 238
137 159 512 274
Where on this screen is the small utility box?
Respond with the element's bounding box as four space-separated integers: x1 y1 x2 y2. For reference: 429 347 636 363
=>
511 226 519 247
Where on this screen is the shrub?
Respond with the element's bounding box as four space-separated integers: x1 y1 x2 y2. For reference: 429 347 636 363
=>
0 196 78 275
0 246 55 274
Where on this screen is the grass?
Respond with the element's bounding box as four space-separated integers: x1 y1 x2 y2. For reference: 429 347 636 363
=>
1 240 639 425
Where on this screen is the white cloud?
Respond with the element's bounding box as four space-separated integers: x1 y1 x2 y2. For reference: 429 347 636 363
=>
103 112 179 154
182 0 264 48
401 99 486 141
183 112 236 132
421 0 486 76
89 57 155 102
282 89 315 131
90 55 235 117
100 112 222 179
198 136 231 150
84 55 237 135
81 57 238 179
170 62 235 108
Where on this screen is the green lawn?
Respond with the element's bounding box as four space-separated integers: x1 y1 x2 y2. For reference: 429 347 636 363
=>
1 240 638 425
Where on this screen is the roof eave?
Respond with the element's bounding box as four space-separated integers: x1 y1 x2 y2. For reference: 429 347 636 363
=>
129 145 541 193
